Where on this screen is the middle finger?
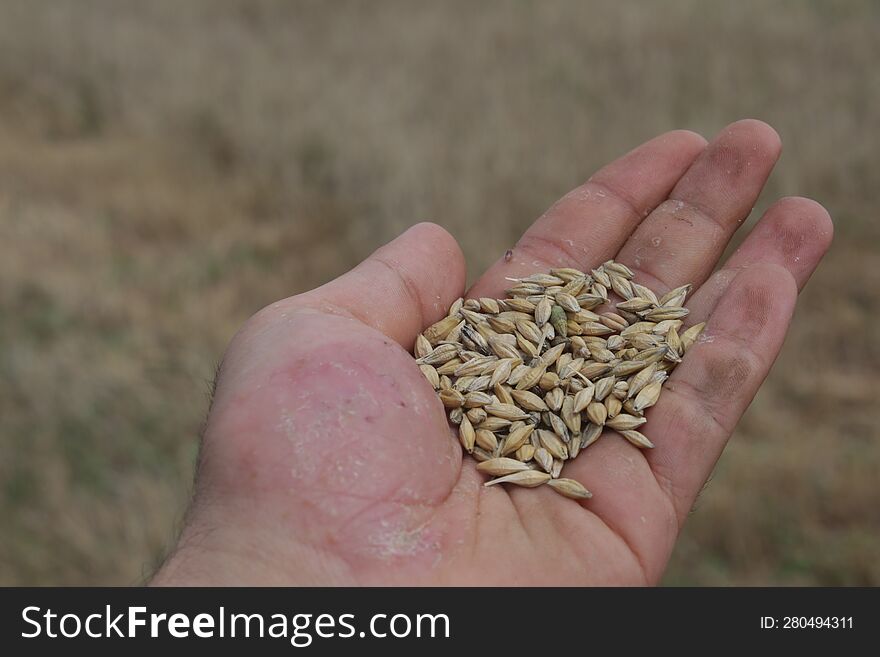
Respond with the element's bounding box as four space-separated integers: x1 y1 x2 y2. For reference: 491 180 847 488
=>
614 119 782 296
468 129 707 299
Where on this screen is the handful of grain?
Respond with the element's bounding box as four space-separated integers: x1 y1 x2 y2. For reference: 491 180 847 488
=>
413 259 704 500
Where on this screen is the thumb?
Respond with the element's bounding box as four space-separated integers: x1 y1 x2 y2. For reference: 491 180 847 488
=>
161 223 468 583
296 222 466 347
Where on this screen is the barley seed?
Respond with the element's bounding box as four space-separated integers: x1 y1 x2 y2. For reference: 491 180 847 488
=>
414 260 695 499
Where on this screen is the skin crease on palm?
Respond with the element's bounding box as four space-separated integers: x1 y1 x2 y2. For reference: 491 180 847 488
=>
151 120 833 586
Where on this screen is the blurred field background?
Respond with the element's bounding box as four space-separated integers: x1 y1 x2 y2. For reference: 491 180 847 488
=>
0 0 877 585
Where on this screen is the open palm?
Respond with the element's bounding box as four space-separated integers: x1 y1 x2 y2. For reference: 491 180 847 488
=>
153 120 831 585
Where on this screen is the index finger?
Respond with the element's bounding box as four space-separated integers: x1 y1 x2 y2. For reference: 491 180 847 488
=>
468 130 707 299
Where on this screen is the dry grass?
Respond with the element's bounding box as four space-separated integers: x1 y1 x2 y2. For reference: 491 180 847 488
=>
0 0 877 585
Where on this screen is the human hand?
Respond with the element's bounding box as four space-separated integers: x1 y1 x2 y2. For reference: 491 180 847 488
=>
152 120 832 585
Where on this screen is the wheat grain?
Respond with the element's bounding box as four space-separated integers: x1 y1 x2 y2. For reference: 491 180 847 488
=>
466 407 487 425
414 260 695 499
476 458 531 476
515 444 536 462
458 415 475 453
547 478 593 500
586 401 608 426
604 395 622 418
483 470 552 488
